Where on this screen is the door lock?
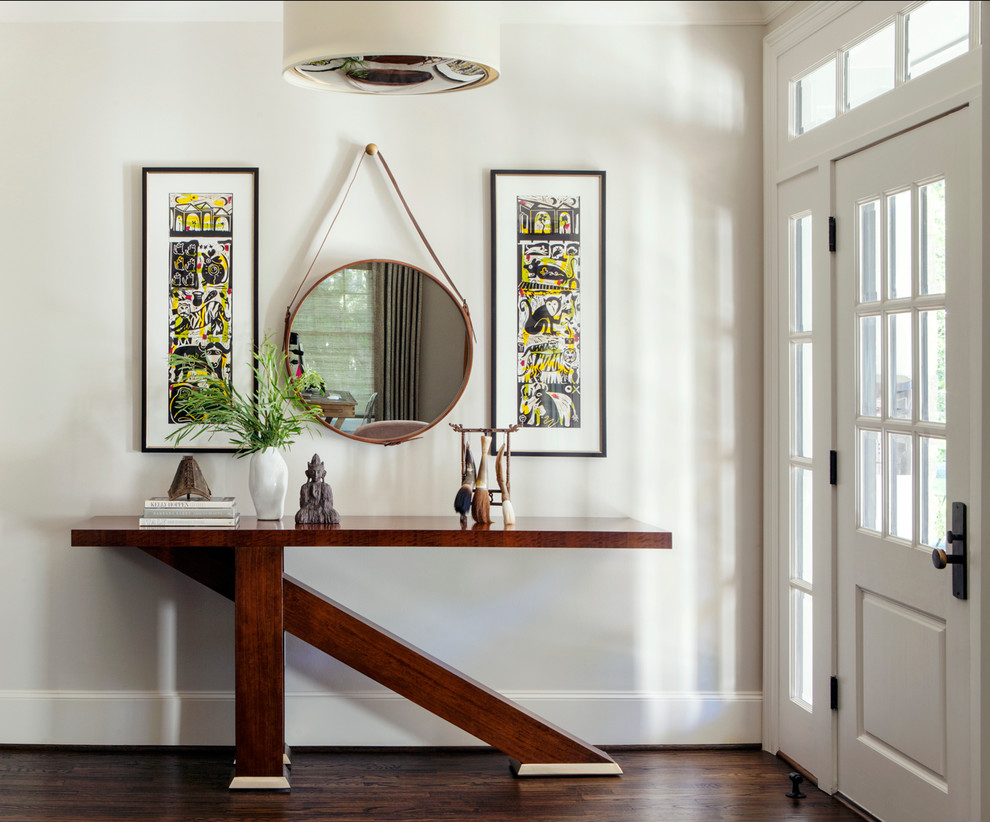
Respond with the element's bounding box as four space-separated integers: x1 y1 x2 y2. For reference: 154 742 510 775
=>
931 501 967 600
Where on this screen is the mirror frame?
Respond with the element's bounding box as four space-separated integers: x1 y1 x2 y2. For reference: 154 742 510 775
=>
284 258 474 445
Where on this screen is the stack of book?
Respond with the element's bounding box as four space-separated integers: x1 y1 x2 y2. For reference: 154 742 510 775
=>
139 496 239 527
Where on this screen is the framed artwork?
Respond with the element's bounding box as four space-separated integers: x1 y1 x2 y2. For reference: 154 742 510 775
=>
490 170 606 457
141 167 259 452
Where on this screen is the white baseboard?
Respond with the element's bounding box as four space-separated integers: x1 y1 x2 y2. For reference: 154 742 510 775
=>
0 689 762 747
0 690 235 746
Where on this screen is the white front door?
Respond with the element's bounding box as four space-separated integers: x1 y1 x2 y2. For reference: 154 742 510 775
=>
834 108 973 821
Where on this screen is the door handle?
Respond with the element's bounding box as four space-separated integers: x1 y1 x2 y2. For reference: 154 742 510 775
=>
931 546 962 568
931 501 967 600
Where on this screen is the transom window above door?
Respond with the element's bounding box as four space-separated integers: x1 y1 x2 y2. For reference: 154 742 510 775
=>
791 1 975 137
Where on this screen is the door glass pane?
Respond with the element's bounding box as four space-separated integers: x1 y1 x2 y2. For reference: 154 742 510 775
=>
920 436 947 549
795 59 836 135
791 589 813 709
920 180 946 295
887 189 912 299
859 315 881 417
792 214 813 332
844 23 895 111
919 309 946 423
888 432 914 541
859 428 882 533
906 1 970 80
859 200 880 303
888 312 913 420
792 467 813 584
793 343 813 458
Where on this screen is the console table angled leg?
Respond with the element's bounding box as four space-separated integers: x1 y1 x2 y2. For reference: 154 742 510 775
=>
283 576 622 776
229 544 289 791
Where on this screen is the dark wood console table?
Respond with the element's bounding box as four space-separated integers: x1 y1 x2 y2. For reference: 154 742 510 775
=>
71 516 671 790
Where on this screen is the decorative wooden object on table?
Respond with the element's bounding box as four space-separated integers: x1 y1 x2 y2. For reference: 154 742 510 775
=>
168 456 211 500
495 444 515 525
294 455 340 525
453 443 476 525
471 435 492 524
71 516 671 791
451 424 520 524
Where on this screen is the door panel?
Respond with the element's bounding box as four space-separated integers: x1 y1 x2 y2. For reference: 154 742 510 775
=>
860 591 946 778
835 109 970 822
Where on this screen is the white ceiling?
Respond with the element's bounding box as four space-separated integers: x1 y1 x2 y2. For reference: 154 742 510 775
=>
0 1 794 26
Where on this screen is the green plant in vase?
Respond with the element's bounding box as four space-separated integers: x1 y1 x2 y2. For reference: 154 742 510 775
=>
167 336 322 455
167 336 324 520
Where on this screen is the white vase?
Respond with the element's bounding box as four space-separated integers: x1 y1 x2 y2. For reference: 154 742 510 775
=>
249 447 289 520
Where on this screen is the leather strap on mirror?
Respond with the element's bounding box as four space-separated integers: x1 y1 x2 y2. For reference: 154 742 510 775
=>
285 146 372 332
372 147 474 339
286 143 475 342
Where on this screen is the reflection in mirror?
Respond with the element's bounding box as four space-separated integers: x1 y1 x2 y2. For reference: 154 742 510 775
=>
286 260 472 443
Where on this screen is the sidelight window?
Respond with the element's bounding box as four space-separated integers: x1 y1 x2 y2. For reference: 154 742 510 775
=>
788 212 814 709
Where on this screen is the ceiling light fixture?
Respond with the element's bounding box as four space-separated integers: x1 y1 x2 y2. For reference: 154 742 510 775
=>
282 1 500 95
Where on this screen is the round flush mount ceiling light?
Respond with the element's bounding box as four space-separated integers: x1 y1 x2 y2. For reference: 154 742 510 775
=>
282 1 500 95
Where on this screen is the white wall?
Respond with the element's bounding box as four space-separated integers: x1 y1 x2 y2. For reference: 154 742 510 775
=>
0 15 765 746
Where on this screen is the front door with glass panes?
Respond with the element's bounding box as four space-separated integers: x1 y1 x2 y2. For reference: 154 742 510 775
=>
834 109 972 822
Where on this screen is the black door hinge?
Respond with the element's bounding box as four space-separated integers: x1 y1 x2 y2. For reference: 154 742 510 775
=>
830 676 839 710
829 450 838 485
828 217 836 252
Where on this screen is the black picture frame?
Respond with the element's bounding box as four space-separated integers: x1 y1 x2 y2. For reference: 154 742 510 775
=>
490 169 606 457
141 167 259 452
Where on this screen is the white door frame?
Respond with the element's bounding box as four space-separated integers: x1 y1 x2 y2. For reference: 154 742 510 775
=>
762 2 985 816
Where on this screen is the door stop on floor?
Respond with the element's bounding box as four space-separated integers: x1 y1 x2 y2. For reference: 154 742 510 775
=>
786 772 806 799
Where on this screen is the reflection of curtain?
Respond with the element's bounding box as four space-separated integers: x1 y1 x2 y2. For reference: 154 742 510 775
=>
372 262 422 420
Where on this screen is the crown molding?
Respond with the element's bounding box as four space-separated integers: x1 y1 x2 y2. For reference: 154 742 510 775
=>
0 0 802 26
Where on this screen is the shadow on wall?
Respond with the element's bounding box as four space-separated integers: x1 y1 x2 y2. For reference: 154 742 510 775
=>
608 25 762 731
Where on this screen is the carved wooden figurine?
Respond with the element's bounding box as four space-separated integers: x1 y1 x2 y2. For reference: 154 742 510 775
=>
295 454 340 524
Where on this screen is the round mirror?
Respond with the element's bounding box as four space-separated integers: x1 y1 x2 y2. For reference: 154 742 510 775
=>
285 259 473 443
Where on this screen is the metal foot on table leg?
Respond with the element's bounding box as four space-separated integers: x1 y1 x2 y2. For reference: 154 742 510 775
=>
228 766 291 791
509 758 623 777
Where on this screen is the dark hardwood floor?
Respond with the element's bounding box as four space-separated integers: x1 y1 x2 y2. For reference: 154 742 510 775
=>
0 746 865 821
